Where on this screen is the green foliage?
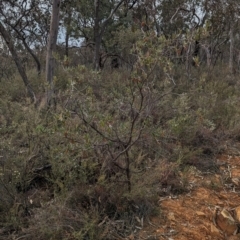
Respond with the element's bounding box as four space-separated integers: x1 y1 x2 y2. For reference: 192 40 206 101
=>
1 24 240 240
2 0 240 238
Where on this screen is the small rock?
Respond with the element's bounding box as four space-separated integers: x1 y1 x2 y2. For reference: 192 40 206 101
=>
234 206 240 222
231 178 240 186
218 193 228 200
167 212 176 221
210 223 222 237
216 208 238 236
127 234 135 240
196 211 205 217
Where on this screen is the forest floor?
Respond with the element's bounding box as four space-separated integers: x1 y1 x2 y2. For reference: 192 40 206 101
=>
137 147 240 240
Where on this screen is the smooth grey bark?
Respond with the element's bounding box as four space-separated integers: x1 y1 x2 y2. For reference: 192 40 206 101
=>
0 21 36 102
46 0 61 106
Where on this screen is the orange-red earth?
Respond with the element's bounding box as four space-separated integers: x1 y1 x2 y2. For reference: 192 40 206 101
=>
138 155 240 240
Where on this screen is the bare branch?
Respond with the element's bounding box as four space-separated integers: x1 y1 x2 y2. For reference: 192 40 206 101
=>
100 0 125 37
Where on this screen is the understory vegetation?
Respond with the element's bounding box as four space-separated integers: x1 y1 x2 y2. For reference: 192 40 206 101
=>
1 34 240 239
1 1 240 237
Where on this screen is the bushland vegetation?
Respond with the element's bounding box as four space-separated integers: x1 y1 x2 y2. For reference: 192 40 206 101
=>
1 1 240 239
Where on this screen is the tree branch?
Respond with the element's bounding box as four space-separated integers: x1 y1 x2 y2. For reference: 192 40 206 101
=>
100 0 125 37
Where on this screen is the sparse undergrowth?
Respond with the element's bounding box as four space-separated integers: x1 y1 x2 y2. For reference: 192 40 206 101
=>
1 48 240 239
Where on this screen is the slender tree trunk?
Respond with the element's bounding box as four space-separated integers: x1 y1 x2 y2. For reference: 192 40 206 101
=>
206 48 211 68
94 35 101 70
192 40 200 66
22 38 41 75
153 1 160 37
93 0 124 70
0 21 36 102
65 10 72 59
202 45 211 68
46 0 61 106
229 26 234 74
10 25 41 75
64 31 70 69
94 0 101 70
185 43 191 75
65 31 69 58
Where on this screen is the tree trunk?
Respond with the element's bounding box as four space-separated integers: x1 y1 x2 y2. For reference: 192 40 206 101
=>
192 40 200 66
0 21 36 102
65 31 69 58
94 35 101 70
10 25 41 75
229 26 234 74
46 0 61 106
185 43 191 74
202 45 212 68
93 0 124 70
65 10 72 59
94 0 101 70
22 38 41 75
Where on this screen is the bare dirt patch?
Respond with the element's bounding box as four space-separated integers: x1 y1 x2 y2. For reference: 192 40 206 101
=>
138 155 240 240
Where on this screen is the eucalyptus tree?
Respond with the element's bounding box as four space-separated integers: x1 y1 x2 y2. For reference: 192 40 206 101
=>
219 1 240 73
93 0 126 70
198 0 240 69
60 0 135 70
46 0 61 106
148 0 240 70
0 0 36 102
0 0 48 73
